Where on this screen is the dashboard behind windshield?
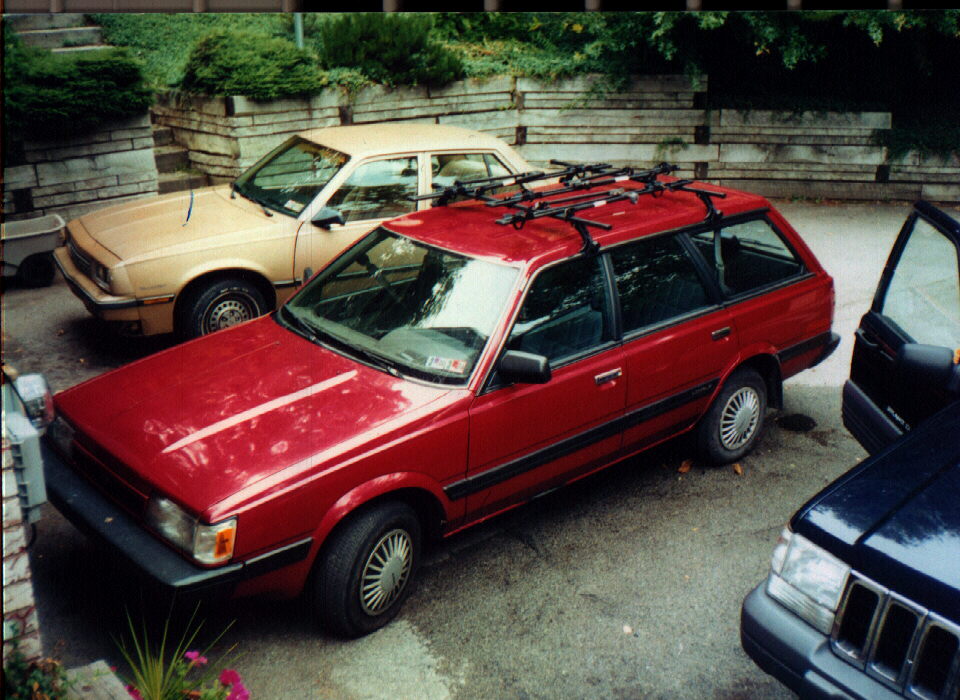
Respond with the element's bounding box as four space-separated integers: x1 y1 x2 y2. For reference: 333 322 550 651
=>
233 137 347 217
284 228 519 384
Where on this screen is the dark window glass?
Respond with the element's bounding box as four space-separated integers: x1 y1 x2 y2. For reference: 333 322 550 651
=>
325 157 418 223
611 235 711 333
508 256 608 364
691 219 804 296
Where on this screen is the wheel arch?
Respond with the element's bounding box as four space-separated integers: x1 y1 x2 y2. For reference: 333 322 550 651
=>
733 352 783 410
173 268 277 329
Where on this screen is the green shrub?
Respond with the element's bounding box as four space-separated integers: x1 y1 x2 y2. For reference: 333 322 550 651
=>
3 26 153 141
316 14 463 86
2 635 71 699
180 29 325 99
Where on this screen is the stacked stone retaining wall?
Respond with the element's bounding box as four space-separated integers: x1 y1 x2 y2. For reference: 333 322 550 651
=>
3 114 159 222
3 461 42 663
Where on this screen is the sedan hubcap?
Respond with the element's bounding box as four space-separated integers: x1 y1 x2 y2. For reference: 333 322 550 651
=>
719 387 760 450
205 296 254 333
360 529 413 616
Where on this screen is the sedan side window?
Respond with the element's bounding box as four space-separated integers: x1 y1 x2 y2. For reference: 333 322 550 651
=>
611 235 711 334
508 256 609 365
881 217 960 347
691 219 804 296
325 157 418 223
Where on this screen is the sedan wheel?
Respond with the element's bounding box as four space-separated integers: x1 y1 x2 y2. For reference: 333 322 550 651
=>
178 277 267 340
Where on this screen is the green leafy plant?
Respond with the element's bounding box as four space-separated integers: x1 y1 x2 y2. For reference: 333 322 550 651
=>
3 25 152 142
116 609 244 700
180 29 325 100
316 13 464 86
2 635 72 699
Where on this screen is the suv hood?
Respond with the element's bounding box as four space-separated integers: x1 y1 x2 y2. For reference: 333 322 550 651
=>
54 316 456 517
74 187 281 262
794 401 960 621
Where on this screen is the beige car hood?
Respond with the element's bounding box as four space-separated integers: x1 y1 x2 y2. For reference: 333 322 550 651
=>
77 187 281 262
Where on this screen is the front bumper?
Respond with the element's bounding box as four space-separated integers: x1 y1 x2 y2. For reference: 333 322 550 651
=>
42 440 311 595
741 582 901 700
53 246 139 318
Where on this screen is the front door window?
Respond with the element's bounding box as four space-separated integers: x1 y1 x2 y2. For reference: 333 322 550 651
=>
326 157 419 223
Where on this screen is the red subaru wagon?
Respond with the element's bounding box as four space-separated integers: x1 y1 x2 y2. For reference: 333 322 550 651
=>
43 163 837 637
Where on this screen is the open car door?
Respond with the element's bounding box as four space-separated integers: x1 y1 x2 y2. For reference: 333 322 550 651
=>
843 201 960 454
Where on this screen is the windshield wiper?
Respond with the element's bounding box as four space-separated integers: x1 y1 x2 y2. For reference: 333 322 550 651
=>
231 182 273 217
340 343 405 378
279 307 321 343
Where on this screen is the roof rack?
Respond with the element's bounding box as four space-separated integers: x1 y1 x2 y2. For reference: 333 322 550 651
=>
414 160 727 255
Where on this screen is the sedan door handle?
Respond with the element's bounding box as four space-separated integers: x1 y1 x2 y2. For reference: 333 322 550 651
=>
595 368 622 386
711 327 732 341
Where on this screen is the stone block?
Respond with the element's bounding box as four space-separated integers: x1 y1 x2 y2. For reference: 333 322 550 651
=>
3 523 26 558
2 470 20 500
438 112 520 131
2 580 34 613
2 551 31 583
718 109 891 130
178 130 240 159
429 76 514 99
710 178 922 202
718 143 887 166
3 165 38 190
67 660 131 700
519 142 717 165
3 498 23 529
36 149 158 188
921 183 960 202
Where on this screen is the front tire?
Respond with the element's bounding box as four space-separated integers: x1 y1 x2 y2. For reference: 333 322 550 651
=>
313 502 421 638
16 253 56 287
696 367 767 464
178 277 267 340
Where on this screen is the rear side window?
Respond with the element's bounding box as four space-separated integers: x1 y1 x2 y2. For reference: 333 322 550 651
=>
507 256 609 365
691 219 805 296
881 216 960 347
610 235 711 334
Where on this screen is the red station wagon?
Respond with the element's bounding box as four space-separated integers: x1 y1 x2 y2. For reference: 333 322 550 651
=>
42 163 838 637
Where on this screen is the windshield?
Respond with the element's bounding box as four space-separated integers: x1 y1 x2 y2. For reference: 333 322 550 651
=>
282 228 519 384
233 137 347 217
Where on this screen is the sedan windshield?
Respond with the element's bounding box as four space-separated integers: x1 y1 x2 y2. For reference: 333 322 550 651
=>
282 228 519 384
233 137 347 217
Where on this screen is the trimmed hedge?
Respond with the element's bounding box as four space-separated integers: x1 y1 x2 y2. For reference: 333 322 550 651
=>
180 30 325 100
316 14 464 87
3 26 153 141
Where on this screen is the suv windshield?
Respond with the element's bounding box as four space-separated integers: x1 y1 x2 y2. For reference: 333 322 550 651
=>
282 228 519 383
233 137 348 217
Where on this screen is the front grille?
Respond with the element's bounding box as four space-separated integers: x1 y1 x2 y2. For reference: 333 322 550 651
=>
832 572 960 700
68 240 93 278
71 440 149 517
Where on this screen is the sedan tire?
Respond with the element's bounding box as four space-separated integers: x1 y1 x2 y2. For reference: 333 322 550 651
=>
179 277 267 340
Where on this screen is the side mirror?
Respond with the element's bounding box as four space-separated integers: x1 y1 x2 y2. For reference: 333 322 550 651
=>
896 344 960 396
311 207 344 230
302 268 314 283
499 350 551 385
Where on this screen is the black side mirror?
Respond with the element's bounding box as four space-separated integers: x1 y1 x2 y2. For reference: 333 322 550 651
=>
312 207 344 230
896 344 960 395
499 350 551 385
302 268 314 283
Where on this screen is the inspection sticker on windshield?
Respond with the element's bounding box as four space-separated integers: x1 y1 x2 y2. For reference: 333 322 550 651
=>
284 200 306 213
426 356 467 374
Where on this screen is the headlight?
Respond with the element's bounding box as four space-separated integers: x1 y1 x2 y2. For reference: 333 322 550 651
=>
766 527 850 634
14 373 55 432
145 496 237 565
49 415 75 457
93 261 111 292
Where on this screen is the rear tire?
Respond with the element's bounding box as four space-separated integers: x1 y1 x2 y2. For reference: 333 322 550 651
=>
178 277 267 340
313 502 421 638
696 367 767 464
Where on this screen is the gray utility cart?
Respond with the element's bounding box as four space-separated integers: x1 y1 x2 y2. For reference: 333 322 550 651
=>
1 214 64 287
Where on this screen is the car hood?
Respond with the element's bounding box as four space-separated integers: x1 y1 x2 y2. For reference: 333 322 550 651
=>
74 186 281 262
54 316 455 518
794 401 960 621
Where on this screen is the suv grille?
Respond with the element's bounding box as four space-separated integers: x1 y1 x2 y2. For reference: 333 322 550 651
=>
832 572 960 700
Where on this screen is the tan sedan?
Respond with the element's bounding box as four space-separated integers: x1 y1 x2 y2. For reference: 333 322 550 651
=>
54 123 530 339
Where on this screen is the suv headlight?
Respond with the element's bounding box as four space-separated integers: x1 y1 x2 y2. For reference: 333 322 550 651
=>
145 496 237 565
766 527 850 634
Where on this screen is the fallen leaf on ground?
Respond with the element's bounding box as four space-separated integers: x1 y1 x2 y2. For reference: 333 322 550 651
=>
622 625 633 635
733 463 744 475
678 459 693 474
56 329 65 336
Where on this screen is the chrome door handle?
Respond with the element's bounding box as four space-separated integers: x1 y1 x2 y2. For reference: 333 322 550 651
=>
711 327 732 341
595 368 622 385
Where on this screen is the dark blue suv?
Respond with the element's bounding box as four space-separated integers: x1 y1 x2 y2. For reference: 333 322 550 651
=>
741 202 960 700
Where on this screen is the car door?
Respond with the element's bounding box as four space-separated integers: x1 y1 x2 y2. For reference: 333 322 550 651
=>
460 255 626 521
293 154 425 283
843 202 960 454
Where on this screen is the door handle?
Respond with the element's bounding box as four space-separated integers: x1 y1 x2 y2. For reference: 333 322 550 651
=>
711 327 732 341
855 328 880 351
595 368 622 385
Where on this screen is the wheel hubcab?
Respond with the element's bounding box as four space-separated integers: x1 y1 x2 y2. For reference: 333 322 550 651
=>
719 387 760 450
205 297 253 333
360 529 412 616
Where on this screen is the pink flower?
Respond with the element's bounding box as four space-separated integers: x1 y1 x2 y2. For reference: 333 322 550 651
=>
184 650 208 666
226 681 250 700
125 684 143 700
219 668 242 686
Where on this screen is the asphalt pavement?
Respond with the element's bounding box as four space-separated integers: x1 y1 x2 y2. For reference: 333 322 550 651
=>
4 199 952 699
